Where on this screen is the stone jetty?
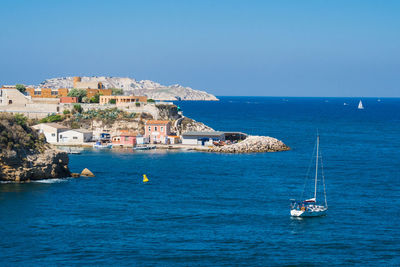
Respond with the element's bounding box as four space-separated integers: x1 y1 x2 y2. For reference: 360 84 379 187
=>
207 135 290 153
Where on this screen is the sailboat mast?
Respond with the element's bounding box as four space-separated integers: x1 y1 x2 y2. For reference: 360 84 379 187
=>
314 135 319 200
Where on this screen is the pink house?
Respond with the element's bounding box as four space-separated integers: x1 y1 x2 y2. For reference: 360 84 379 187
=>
112 130 137 147
145 120 171 144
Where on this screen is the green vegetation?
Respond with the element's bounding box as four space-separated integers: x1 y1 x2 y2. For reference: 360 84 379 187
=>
39 114 63 123
90 93 101 103
135 102 140 107
70 108 136 126
67 88 87 102
14 113 28 126
109 99 116 104
73 104 83 113
63 109 70 115
70 121 80 129
0 113 45 151
15 84 26 93
111 88 124 96
147 99 155 103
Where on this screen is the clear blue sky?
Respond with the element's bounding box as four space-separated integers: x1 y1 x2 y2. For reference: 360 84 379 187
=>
1 0 399 97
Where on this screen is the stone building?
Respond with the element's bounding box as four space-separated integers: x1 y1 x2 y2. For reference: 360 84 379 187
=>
0 88 31 106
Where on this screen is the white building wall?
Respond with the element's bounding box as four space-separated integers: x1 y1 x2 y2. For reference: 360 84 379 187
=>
182 137 199 145
136 136 149 144
44 131 59 143
32 124 64 143
182 134 225 146
58 130 93 143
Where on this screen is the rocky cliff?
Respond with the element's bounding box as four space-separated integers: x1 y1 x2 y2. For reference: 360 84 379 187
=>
39 76 219 101
0 114 70 182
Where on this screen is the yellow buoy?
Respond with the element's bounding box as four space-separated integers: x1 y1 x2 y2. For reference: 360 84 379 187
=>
143 174 149 183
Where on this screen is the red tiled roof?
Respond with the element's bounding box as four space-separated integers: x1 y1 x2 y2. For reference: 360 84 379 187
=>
146 120 170 125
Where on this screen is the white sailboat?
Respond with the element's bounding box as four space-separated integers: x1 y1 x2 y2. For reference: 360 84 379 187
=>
290 135 328 217
358 100 364 109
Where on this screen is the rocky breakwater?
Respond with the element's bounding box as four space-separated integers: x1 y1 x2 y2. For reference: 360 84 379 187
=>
0 114 70 182
208 135 290 153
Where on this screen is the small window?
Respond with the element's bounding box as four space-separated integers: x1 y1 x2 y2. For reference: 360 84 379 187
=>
125 137 129 141
51 91 58 95
51 133 55 137
73 137 78 140
161 126 164 132
155 126 157 131
148 126 151 132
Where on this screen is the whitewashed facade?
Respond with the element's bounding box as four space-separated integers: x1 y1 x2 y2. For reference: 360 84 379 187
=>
181 131 225 146
58 129 93 143
32 123 68 143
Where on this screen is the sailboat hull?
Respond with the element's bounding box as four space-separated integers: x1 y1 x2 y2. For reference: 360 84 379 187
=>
290 207 327 217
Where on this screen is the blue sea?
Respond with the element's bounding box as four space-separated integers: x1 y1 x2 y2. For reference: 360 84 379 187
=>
1 97 399 266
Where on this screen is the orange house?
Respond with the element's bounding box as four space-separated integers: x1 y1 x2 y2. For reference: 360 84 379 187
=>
145 120 171 144
26 88 69 98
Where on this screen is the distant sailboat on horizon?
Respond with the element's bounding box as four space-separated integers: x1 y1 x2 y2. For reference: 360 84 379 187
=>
358 100 364 110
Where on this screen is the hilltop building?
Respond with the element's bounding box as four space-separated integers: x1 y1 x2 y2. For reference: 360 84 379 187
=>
0 88 31 106
99 95 147 105
26 87 69 98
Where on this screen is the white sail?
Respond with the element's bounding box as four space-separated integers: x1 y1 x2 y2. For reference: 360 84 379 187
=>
358 100 364 109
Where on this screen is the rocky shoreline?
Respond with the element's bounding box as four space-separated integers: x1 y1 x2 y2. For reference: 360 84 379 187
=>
0 114 70 182
0 146 70 182
206 136 290 153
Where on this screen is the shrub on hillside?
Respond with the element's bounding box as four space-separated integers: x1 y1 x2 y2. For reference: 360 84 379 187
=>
111 88 123 96
0 113 45 151
39 114 63 123
73 104 82 113
68 88 87 102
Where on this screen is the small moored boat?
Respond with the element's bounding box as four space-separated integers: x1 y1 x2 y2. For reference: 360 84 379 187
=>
93 141 112 149
133 145 156 150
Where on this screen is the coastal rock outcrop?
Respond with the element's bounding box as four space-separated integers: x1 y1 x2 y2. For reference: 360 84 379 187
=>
176 117 214 135
207 135 290 153
0 114 70 182
80 168 95 177
38 76 219 101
